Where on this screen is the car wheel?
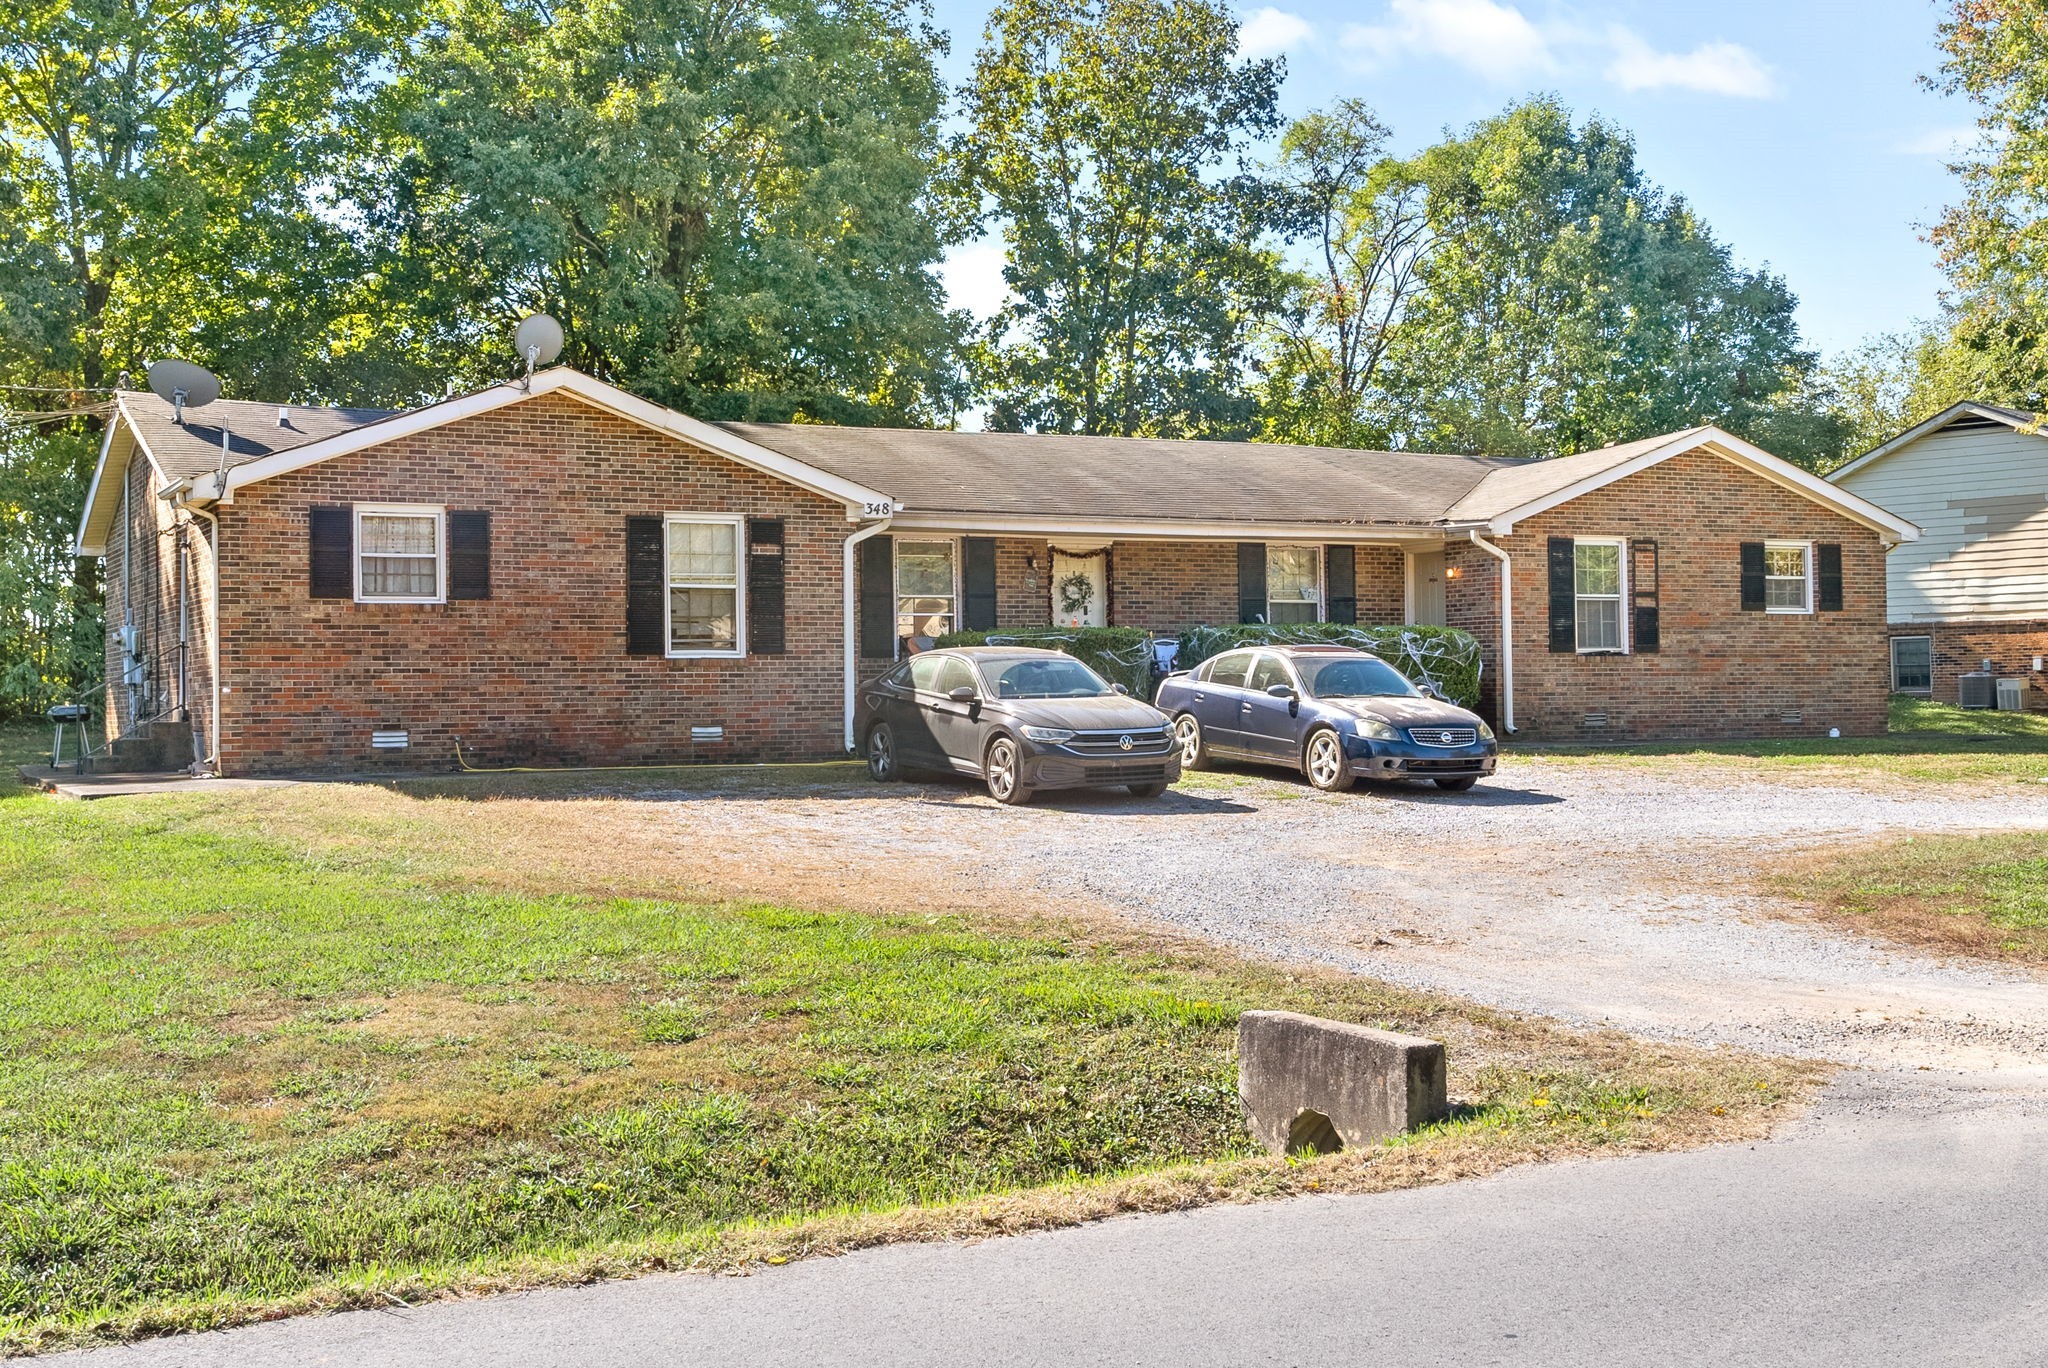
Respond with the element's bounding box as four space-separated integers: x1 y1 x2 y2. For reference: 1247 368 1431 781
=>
1303 728 1356 793
1127 782 1168 798
865 722 900 782
1434 776 1480 792
984 735 1034 805
1172 712 1207 770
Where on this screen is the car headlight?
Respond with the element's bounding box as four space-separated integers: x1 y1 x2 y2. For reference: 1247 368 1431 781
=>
1019 726 1076 744
1354 717 1400 741
1477 720 1496 742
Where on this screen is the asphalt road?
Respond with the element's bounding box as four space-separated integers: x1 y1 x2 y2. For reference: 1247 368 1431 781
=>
61 1069 2048 1368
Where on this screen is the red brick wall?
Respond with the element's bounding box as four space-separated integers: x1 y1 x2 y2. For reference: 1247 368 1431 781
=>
1496 448 1890 741
1356 546 1406 624
1896 621 2048 710
102 449 215 760
215 392 852 774
997 538 1051 627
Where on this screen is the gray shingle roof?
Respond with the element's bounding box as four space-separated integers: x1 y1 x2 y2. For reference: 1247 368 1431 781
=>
1444 428 1708 523
717 423 1519 526
117 391 396 482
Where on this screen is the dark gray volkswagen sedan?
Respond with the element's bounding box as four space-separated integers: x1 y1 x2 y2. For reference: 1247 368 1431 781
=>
856 647 1180 804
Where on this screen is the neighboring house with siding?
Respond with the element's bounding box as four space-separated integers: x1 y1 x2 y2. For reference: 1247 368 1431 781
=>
74 366 1916 775
1830 402 2048 706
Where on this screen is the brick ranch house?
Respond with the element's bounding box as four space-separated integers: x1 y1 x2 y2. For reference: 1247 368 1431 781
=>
75 366 1918 775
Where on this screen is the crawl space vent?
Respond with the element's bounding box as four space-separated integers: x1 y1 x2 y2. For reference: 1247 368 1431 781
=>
371 730 410 750
1778 709 1804 726
1580 713 1609 729
690 725 725 743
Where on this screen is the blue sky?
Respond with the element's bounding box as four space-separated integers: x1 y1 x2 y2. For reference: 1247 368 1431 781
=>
930 0 1976 361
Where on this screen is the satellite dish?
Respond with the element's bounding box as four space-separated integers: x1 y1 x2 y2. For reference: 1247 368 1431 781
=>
513 314 564 379
147 360 221 423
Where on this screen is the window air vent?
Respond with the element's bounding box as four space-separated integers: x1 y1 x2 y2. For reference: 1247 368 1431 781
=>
371 730 410 750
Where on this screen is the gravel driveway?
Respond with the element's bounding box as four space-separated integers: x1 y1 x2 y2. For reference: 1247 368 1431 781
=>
651 758 2048 1069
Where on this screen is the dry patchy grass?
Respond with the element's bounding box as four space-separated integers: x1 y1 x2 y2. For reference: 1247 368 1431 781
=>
1777 830 2048 966
0 761 1817 1354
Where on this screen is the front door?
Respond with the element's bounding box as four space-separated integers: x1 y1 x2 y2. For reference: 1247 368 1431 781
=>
1049 549 1108 628
1410 550 1446 626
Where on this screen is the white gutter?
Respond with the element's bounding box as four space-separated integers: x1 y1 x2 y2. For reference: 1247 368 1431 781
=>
843 515 895 752
1468 530 1515 735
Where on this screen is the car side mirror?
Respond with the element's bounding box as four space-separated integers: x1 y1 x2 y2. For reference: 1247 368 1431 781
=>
1265 683 1296 699
948 685 978 704
1112 683 1130 695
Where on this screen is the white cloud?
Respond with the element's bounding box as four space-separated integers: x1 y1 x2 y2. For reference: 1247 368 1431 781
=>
1341 0 1555 81
1238 6 1315 60
1603 28 1776 98
939 239 1011 322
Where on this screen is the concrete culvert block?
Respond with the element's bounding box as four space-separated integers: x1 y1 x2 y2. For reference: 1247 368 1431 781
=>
1238 1011 1448 1156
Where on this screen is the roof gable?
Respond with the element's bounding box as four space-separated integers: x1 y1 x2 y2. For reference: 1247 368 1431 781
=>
1449 426 1919 542
1829 400 2044 482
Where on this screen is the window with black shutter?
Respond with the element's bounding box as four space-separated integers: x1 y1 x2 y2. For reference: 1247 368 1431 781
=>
625 517 666 655
747 518 786 655
1817 543 1843 612
1630 538 1660 653
962 537 998 631
1325 545 1357 624
1547 537 1575 652
309 506 353 599
858 534 895 658
448 511 491 600
1739 541 1767 611
1237 543 1267 624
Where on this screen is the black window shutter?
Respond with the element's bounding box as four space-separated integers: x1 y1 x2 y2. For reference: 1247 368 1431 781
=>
1739 541 1767 611
309 505 353 599
1325 545 1357 624
626 517 666 655
1630 538 1660 653
1237 543 1267 624
1547 537 1576 653
747 517 786 655
963 536 998 631
1817 543 1844 612
448 511 491 600
859 534 895 658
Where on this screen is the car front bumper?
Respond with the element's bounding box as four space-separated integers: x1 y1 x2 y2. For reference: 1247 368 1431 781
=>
1020 747 1183 791
1347 736 1498 780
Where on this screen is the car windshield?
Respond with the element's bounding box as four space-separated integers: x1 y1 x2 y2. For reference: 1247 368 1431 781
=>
981 656 1114 700
1296 654 1420 699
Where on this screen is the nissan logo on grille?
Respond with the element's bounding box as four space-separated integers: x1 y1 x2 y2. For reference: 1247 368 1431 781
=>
1118 734 1134 751
1409 726 1479 748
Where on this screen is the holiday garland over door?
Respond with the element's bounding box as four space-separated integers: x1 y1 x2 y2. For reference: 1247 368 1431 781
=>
1048 547 1109 627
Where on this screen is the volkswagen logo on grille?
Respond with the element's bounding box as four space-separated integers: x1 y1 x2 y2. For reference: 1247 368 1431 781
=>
1118 734 1134 751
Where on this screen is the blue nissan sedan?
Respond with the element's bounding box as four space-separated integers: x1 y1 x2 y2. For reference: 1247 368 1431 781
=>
1154 644 1497 793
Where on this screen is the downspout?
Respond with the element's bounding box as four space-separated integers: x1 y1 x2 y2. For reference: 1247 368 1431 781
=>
184 502 223 774
1468 530 1516 735
843 515 894 752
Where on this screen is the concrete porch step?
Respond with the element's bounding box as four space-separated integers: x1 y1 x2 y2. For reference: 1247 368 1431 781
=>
87 717 195 775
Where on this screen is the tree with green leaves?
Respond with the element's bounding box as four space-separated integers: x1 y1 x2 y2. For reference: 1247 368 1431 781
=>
370 0 964 425
953 0 1286 436
1364 99 1818 460
1256 99 1429 449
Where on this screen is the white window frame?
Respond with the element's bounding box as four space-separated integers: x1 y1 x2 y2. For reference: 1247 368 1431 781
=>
1890 635 1933 695
1764 539 1815 615
354 503 446 605
664 513 747 660
1574 536 1629 656
1266 543 1324 625
893 536 961 658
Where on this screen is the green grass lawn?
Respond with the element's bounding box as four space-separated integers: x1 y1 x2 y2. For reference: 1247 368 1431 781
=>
1522 695 2048 784
0 733 1806 1352
1780 830 2048 964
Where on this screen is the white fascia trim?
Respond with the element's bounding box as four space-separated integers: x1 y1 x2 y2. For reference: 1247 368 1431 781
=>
1829 401 2041 482
884 511 1446 545
1486 429 1921 543
75 398 173 555
212 369 899 516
